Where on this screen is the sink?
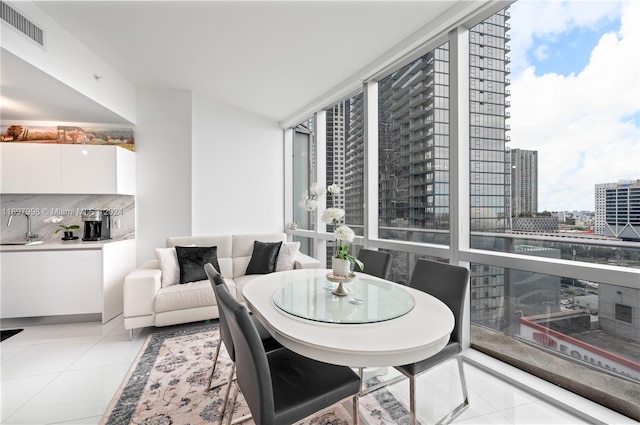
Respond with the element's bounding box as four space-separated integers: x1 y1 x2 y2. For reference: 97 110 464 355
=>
1 241 44 246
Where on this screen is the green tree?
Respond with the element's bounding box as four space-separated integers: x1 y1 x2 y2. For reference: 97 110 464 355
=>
6 125 23 140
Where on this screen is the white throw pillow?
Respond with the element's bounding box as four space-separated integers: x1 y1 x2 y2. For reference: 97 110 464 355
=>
156 245 195 287
276 241 301 272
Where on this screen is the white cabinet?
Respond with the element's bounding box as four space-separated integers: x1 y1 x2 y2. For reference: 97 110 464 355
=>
60 145 136 195
1 143 135 195
0 240 136 322
1 143 62 193
42 250 102 316
0 251 44 317
60 145 116 194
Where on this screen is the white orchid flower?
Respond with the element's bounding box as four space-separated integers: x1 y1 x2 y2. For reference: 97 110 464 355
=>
334 225 355 243
321 208 345 224
327 184 341 195
44 216 64 224
303 199 318 212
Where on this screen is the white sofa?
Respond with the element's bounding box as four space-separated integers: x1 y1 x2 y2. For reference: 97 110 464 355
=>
123 233 321 337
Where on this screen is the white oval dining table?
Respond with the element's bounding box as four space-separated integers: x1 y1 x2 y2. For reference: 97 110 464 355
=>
242 268 454 368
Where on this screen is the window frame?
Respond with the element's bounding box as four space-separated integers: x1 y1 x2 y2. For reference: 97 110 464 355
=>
284 2 640 352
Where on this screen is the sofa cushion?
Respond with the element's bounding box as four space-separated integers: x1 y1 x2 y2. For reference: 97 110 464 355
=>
276 241 301 272
176 246 220 284
156 245 196 287
245 241 282 274
155 280 216 313
231 234 287 277
246 241 282 275
155 247 181 287
167 236 234 279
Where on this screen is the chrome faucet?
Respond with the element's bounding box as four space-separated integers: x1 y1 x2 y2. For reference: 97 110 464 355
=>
7 213 38 240
25 214 38 240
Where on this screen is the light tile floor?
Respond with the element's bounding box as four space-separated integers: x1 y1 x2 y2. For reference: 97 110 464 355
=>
0 316 634 424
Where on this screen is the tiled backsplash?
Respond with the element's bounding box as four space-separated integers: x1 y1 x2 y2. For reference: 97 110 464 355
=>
1 194 135 243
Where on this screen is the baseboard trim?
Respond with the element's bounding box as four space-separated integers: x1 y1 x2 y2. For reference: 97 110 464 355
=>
0 313 102 328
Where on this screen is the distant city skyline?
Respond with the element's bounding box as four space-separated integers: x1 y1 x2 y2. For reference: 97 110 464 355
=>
508 0 639 212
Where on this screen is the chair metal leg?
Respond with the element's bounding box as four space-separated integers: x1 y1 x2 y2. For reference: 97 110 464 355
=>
225 381 239 425
435 356 469 425
358 367 393 395
457 355 469 404
217 363 236 425
398 356 470 425
207 340 223 390
409 375 417 425
353 394 360 425
224 380 253 425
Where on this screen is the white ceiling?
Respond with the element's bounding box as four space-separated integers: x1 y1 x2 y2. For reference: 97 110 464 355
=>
3 1 466 124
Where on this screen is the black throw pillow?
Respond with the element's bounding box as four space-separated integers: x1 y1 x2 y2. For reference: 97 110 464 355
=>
246 241 282 275
175 246 220 284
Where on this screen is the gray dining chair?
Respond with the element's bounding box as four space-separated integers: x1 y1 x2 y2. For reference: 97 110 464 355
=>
215 267 362 425
204 263 280 424
398 258 470 425
353 248 392 280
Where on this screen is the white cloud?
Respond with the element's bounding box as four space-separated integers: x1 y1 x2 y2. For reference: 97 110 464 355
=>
509 0 623 74
534 44 549 61
508 0 639 211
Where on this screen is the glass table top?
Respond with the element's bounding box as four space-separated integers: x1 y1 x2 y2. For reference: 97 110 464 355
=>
272 275 415 324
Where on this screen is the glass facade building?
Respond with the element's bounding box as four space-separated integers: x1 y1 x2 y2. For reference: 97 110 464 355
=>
378 44 451 234
469 10 511 234
595 179 640 241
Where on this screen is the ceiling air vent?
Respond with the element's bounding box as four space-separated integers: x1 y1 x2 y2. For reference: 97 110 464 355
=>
0 1 44 47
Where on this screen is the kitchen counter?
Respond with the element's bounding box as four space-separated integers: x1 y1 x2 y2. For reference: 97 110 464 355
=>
1 238 136 323
0 238 135 252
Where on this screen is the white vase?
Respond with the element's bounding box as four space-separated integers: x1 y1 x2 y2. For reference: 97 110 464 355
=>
332 257 351 277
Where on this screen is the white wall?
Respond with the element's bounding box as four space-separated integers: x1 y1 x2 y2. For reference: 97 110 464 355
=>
135 89 192 263
135 91 284 264
191 95 284 235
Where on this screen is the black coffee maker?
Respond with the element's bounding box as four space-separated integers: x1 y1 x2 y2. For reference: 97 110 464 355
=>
82 209 111 241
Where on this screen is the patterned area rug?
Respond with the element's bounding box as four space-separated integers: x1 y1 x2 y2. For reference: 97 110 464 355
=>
101 322 417 425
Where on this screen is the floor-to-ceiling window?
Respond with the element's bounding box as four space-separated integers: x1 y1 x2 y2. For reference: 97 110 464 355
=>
286 0 639 416
466 2 640 394
292 94 365 266
292 119 315 255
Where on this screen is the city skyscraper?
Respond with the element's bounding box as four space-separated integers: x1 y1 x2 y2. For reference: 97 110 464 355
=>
343 93 364 233
377 45 451 233
510 148 538 217
469 10 512 233
326 102 348 213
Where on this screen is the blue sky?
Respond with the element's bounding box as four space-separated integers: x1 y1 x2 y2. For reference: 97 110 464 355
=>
507 0 639 212
528 19 620 76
